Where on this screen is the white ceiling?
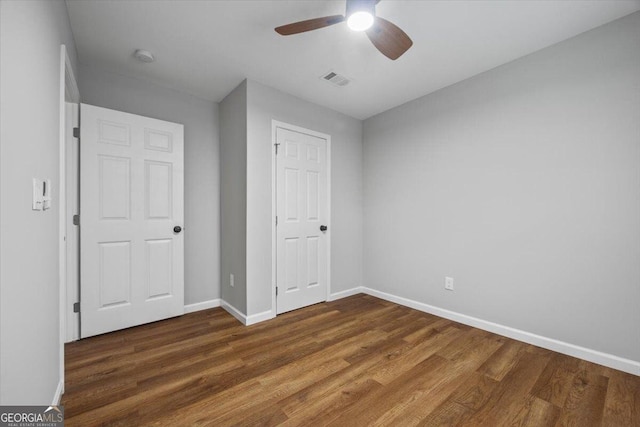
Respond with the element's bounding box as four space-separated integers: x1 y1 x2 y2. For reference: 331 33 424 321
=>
66 0 640 120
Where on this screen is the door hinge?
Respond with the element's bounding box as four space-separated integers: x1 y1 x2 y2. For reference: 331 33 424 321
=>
73 214 80 226
276 287 278 296
275 216 278 226
274 143 280 155
73 302 80 313
73 127 80 138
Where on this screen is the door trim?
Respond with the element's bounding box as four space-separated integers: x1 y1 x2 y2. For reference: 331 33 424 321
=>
271 120 331 315
58 44 80 403
64 102 79 343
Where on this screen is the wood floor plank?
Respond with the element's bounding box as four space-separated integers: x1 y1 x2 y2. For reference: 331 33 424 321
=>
372 331 505 426
281 330 463 422
475 339 528 381
506 395 561 426
66 332 235 386
451 371 499 411
531 352 582 408
130 328 386 426
526 396 562 426
371 325 463 385
403 318 454 343
205 358 351 426
418 400 473 426
62 294 640 426
436 327 504 364
602 369 640 426
65 357 246 423
458 351 552 426
370 362 476 426
280 377 383 425
328 354 453 425
256 329 388 388
555 361 610 426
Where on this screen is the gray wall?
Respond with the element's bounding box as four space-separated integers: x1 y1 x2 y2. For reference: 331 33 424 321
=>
363 12 640 362
220 81 248 313
0 0 78 404
79 65 220 306
246 80 363 316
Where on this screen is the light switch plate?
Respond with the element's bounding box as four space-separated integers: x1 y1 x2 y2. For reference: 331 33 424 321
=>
43 179 52 210
32 178 43 211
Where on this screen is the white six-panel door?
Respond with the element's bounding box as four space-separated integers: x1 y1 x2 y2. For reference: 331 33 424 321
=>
276 126 329 314
80 104 184 338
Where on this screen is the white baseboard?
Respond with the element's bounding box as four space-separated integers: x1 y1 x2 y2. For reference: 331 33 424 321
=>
362 287 640 376
246 310 275 325
328 287 364 301
221 300 247 325
184 298 221 314
220 300 274 326
52 380 64 405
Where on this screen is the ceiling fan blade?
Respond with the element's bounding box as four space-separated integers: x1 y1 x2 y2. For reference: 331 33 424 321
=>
275 15 345 36
366 17 413 60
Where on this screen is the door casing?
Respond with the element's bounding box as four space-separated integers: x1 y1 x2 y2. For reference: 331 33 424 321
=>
59 43 80 403
64 101 80 342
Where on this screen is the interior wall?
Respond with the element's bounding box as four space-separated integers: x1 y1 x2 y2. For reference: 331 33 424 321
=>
363 12 640 362
219 81 248 313
0 0 78 404
78 65 221 306
246 80 363 316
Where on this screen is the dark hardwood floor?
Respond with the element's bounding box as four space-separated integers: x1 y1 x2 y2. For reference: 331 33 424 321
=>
62 294 640 426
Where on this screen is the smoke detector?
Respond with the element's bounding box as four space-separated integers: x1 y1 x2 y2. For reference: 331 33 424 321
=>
320 71 351 87
134 49 155 63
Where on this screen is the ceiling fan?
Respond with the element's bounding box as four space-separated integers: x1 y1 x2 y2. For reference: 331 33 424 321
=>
275 0 413 60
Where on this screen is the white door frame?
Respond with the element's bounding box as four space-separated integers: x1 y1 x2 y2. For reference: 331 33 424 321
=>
271 120 331 315
58 44 80 403
64 102 79 343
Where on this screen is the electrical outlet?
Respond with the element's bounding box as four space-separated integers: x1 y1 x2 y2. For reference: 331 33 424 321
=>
445 277 454 291
230 273 234 287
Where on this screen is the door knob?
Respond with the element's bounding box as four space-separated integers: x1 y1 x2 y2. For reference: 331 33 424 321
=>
173 226 182 233
320 225 328 232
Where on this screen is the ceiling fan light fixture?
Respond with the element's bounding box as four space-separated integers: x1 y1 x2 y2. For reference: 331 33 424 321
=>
345 0 375 32
347 11 374 31
274 0 413 60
